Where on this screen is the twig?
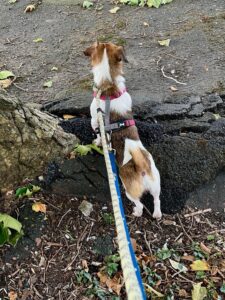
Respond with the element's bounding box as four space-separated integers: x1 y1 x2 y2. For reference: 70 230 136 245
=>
57 208 71 227
178 274 195 284
33 286 43 299
143 230 152 255
64 224 89 271
184 208 212 218
13 82 28 92
177 214 193 243
161 66 187 85
208 229 225 234
174 232 183 242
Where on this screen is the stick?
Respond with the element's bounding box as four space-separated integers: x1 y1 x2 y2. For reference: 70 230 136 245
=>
184 208 212 218
177 214 193 243
161 66 187 85
57 208 71 227
143 230 152 255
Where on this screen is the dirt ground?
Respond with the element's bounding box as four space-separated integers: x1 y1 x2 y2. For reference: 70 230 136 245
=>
0 190 225 299
1 0 225 299
1 0 225 109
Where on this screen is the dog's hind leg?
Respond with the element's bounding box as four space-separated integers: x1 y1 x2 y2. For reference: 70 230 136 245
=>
125 191 143 217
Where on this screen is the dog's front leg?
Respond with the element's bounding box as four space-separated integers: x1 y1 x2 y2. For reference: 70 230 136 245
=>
90 99 102 146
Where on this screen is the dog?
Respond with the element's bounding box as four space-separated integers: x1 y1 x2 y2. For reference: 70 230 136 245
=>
84 42 162 219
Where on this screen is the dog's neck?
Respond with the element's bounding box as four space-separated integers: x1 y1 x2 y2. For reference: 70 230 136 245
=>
92 48 126 96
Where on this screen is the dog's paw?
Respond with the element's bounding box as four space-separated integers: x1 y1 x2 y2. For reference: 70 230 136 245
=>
153 210 162 220
132 207 143 217
93 137 102 147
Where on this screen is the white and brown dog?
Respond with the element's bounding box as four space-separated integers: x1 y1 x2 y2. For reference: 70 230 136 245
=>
84 42 162 219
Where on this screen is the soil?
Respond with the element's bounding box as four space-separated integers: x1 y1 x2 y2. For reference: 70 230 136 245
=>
0 192 225 299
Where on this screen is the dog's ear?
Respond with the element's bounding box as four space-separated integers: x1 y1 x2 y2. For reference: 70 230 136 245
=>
84 41 99 57
116 46 128 63
83 45 95 57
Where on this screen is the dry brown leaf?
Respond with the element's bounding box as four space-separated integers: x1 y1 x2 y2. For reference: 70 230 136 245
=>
97 272 122 295
24 4 36 13
200 242 211 254
81 259 89 272
130 238 137 252
181 255 195 262
162 219 176 226
32 202 47 213
0 79 12 89
190 260 210 271
178 289 188 297
63 114 76 120
8 291 17 300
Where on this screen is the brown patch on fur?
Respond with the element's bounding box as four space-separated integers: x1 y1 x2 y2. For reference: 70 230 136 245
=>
83 42 127 93
110 111 139 166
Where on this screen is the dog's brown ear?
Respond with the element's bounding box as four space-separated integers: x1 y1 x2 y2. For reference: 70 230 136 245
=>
83 45 95 57
116 46 128 63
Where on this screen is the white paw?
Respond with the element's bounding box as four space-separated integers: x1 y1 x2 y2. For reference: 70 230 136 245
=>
153 210 162 220
133 207 143 217
93 137 102 147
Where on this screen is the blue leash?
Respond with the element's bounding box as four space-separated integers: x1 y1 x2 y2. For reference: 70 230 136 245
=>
109 151 147 300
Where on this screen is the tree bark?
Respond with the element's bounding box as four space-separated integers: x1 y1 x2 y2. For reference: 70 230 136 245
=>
0 91 77 192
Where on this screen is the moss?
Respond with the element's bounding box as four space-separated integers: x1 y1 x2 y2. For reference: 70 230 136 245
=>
97 34 126 46
116 20 127 30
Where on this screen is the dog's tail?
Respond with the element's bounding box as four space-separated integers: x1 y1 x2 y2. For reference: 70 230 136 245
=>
129 148 151 174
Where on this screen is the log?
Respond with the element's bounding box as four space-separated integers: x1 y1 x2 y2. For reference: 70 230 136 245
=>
0 91 77 192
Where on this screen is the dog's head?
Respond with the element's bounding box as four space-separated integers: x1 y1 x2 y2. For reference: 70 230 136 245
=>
84 42 128 86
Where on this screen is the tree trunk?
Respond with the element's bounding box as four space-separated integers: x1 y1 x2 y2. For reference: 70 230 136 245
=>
0 91 77 192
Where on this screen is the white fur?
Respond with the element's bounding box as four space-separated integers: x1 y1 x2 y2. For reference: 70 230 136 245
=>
92 48 112 87
90 50 162 219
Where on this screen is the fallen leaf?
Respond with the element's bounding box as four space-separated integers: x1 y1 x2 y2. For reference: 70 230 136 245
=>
178 289 188 297
145 283 164 297
191 282 207 300
213 113 221 120
9 0 17 3
169 259 188 273
63 114 76 120
130 238 137 252
162 219 176 225
143 21 149 27
33 38 43 43
181 255 195 262
8 291 17 300
109 6 120 14
0 70 14 80
190 260 209 271
83 0 93 8
200 242 211 254
170 85 178 91
78 200 93 217
158 39 170 47
0 79 12 89
24 4 36 13
98 272 122 295
32 202 47 213
81 259 89 272
43 80 52 88
51 66 58 71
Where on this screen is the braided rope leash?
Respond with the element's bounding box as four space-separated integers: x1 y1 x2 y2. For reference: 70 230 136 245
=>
95 90 146 300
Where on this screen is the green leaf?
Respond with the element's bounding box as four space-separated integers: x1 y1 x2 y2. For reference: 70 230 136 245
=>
192 282 207 300
0 223 9 246
147 0 161 8
83 0 93 8
43 80 53 88
74 144 92 156
220 284 225 293
207 234 215 241
16 184 41 198
8 230 23 246
169 259 188 273
89 144 104 155
0 214 22 233
157 243 172 260
33 37 43 43
158 39 170 46
0 70 14 80
129 0 139 5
